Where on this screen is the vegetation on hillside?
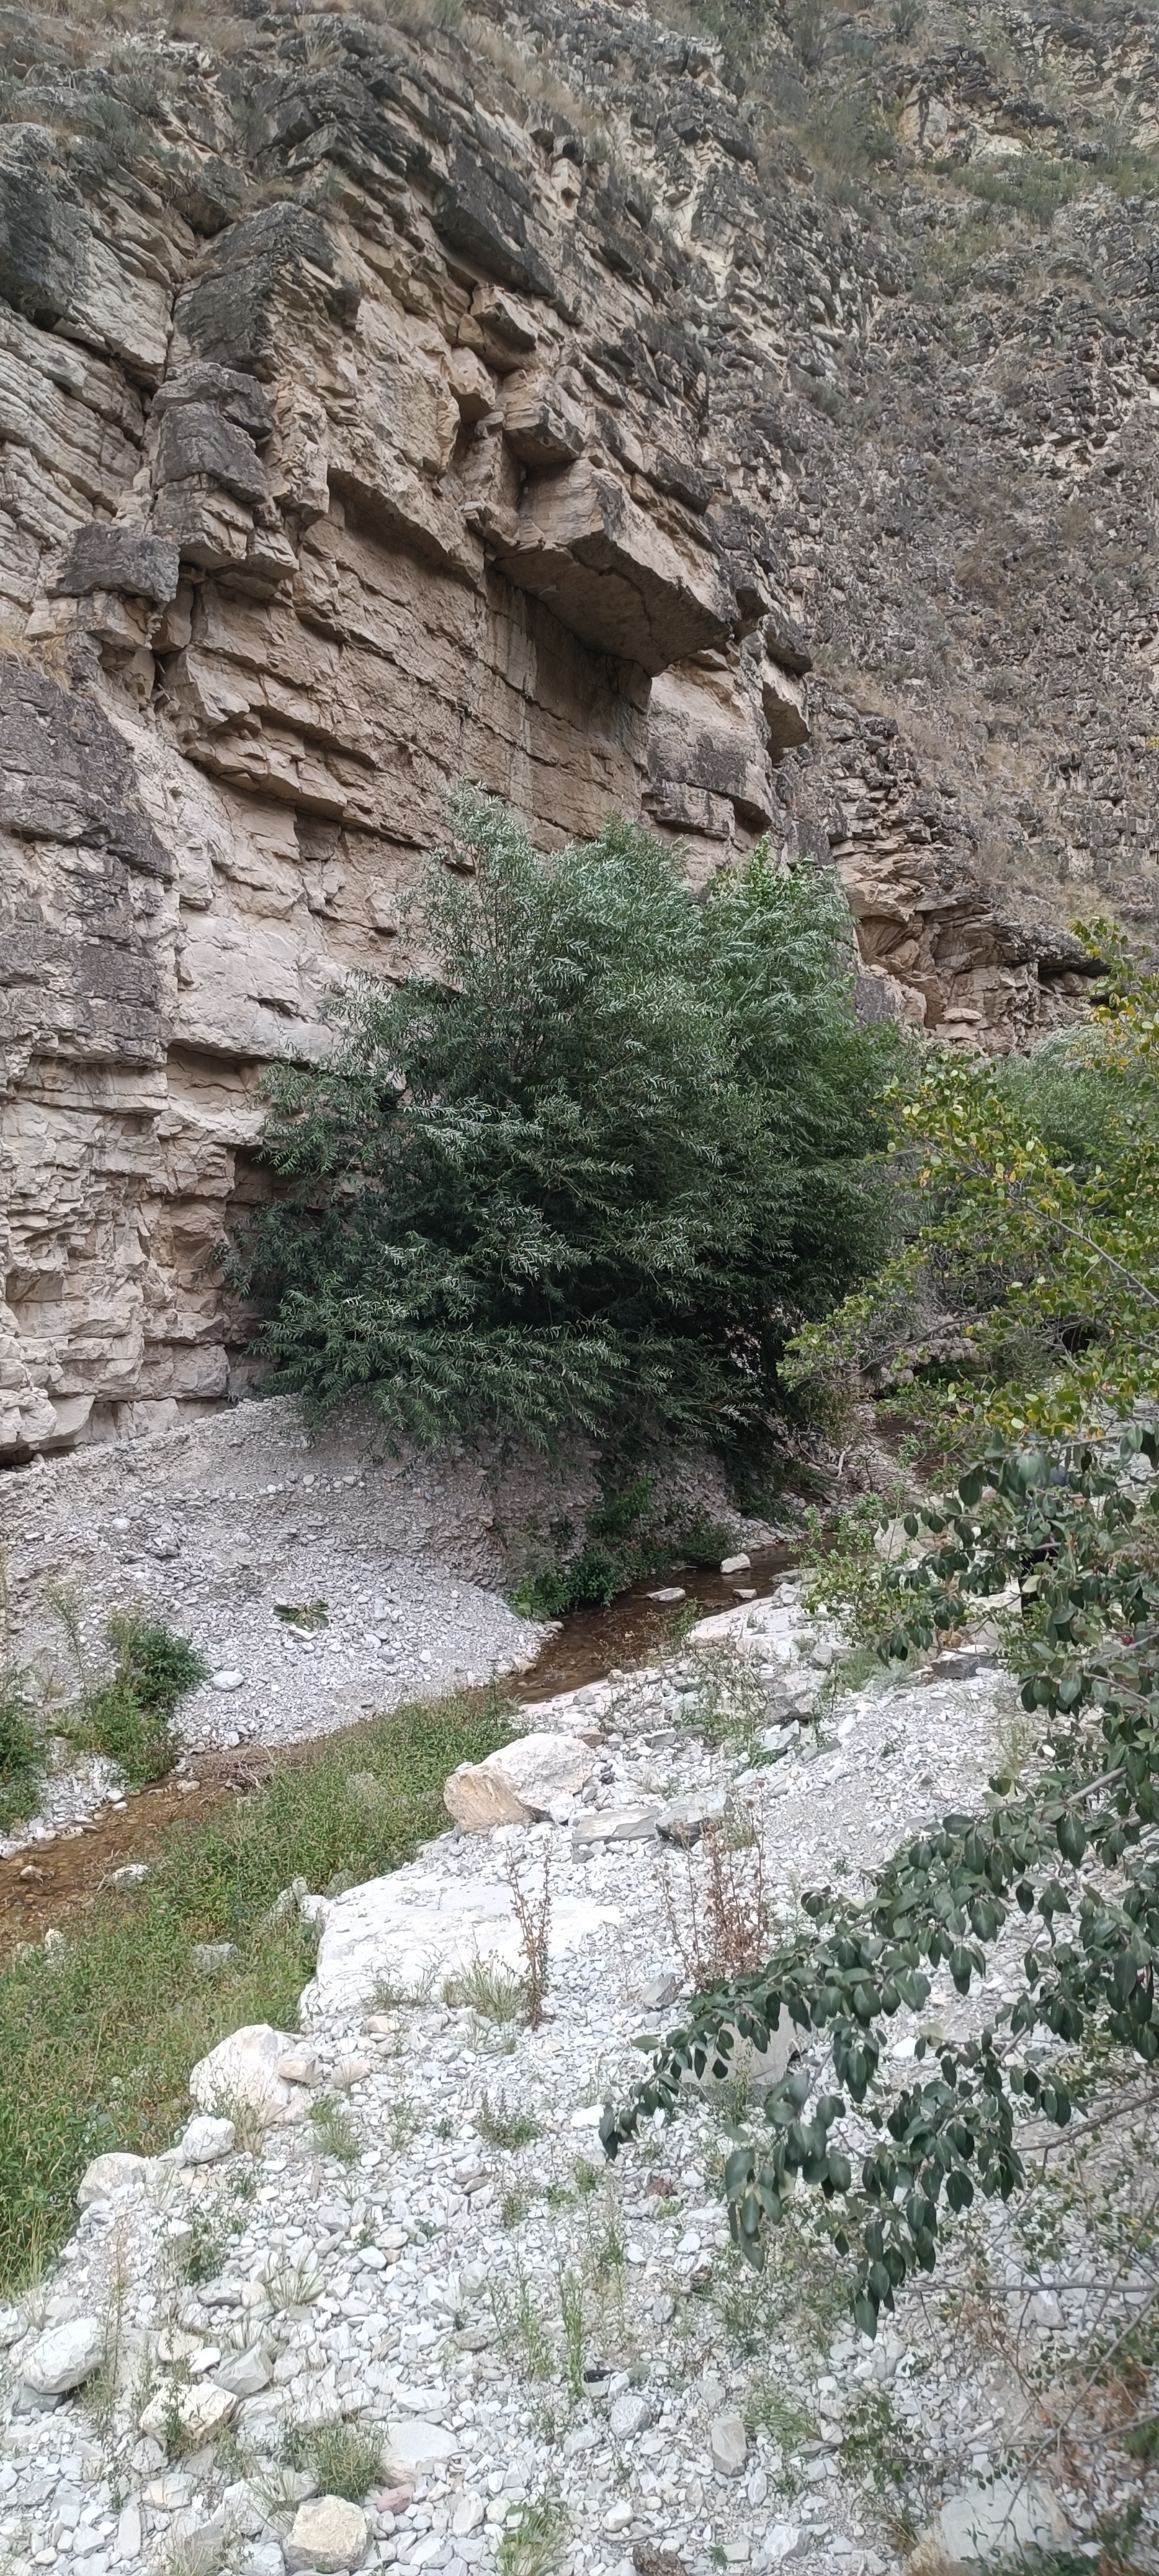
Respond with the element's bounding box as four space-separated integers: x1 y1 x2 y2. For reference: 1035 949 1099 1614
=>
607 926 1159 2470
789 921 1159 1452
238 790 905 1464
0 1688 511 2291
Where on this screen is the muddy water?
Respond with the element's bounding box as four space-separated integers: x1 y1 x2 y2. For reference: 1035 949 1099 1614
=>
0 1545 794 1956
510 1542 795 1701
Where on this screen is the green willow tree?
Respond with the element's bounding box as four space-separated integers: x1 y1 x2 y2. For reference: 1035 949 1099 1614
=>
235 788 903 1457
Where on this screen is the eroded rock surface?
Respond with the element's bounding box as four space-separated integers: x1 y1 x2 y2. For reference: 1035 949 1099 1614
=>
0 0 1143 1452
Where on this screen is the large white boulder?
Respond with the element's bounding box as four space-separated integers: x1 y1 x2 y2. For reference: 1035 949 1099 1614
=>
444 1730 596 1829
76 2152 147 2208
285 2496 369 2571
912 2474 1071 2571
310 1861 618 2015
24 2316 105 2394
189 2024 301 2123
139 2380 236 2443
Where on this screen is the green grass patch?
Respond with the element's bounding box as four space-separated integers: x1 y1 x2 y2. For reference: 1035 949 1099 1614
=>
935 147 1159 231
0 1668 44 1833
0 1686 511 2294
74 1611 210 1788
476 2090 543 2150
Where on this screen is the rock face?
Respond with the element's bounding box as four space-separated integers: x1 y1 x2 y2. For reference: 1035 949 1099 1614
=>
0 0 1138 1454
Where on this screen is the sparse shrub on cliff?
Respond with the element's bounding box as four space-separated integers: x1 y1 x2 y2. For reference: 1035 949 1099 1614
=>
238 789 905 1461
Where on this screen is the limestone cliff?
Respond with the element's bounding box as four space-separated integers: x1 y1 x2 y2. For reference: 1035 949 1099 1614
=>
0 0 1146 1455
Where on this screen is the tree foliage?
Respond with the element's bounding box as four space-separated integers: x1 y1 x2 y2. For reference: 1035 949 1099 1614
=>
787 922 1159 1446
236 790 902 1456
605 931 1159 2343
604 1427 1159 2336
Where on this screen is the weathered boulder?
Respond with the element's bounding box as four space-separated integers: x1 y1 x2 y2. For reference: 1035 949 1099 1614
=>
138 2380 236 2443
381 2418 458 2479
493 459 737 673
76 2151 147 2208
51 525 180 605
910 2475 1071 2572
311 1863 618 2014
189 2023 302 2123
180 2114 237 2164
285 2496 370 2571
710 2411 748 2474
444 1730 596 1829
24 2318 105 2394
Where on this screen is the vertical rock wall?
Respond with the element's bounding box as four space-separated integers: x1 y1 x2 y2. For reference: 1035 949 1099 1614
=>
0 1 1097 1457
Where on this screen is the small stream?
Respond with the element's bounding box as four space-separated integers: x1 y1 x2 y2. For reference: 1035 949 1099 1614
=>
0 1545 795 1956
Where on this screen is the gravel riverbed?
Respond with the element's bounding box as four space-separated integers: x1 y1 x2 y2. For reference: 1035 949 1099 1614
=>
2 1584 1148 2576
0 1400 782 1859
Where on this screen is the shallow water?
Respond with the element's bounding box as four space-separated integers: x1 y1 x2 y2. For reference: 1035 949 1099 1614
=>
0 1544 795 1954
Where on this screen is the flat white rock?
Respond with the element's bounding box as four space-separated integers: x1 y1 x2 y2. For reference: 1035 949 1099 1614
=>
312 1862 618 2013
381 2417 459 2477
572 1806 659 1845
711 2410 749 2474
180 2114 236 2164
916 2474 1071 2569
24 2316 104 2394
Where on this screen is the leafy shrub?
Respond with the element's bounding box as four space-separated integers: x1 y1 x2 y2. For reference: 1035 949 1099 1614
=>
786 922 1159 1448
606 1426 1159 2342
0 1669 44 1833
284 2418 381 2500
82 1613 209 1788
511 1470 730 1616
238 790 903 1463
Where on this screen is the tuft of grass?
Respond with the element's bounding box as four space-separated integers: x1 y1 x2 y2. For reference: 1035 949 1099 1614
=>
476 2092 543 2150
491 2262 553 2382
284 2416 382 2501
444 1955 526 2022
308 2094 361 2164
261 2251 322 2311
496 2494 569 2576
0 1687 512 2293
558 2268 587 2398
388 2096 420 2152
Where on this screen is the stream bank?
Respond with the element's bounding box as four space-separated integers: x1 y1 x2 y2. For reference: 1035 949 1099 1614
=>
0 1591 1127 2576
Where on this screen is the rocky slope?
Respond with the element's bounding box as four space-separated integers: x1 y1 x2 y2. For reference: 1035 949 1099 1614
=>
0 1596 1147 2576
1 0 1153 1454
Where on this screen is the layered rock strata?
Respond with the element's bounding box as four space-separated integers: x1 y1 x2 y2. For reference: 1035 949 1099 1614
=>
0 0 1107 1454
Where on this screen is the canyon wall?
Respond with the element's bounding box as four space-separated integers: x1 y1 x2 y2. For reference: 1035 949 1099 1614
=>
1 0 1144 1456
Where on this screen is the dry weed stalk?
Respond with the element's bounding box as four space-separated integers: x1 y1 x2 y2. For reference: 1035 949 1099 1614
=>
505 1842 552 2029
658 1803 771 1987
